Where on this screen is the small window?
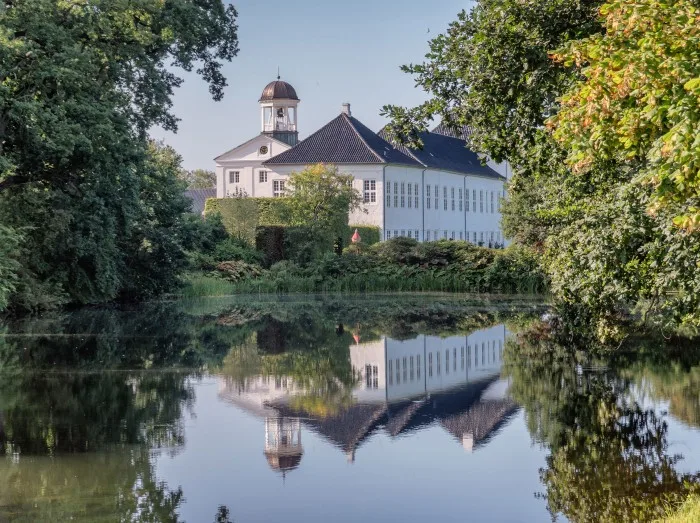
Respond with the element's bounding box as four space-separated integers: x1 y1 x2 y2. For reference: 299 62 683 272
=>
363 179 377 203
386 230 392 240
444 230 448 239
415 229 419 240
401 230 406 237
480 190 484 212
491 191 495 213
466 188 470 212
473 190 477 212
459 231 463 240
400 195 405 208
394 230 399 237
229 171 240 184
273 179 285 197
497 191 502 212
451 231 455 240
426 230 431 241
386 182 391 208
434 185 439 210
259 170 268 183
473 232 477 243
407 230 413 239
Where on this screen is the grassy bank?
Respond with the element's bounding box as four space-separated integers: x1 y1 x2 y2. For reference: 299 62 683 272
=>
659 496 700 522
181 238 547 297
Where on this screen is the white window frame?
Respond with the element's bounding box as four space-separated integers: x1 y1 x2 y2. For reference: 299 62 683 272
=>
363 179 377 204
259 170 268 183
273 179 285 197
229 170 240 184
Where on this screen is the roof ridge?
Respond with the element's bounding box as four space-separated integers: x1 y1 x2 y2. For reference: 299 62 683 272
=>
342 114 386 163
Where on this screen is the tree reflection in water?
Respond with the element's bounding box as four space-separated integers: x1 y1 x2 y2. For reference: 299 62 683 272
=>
503 324 700 523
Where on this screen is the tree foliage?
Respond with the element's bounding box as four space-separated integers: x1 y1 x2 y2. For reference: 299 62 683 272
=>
0 0 239 311
551 0 700 231
384 0 700 334
180 168 216 189
284 163 364 235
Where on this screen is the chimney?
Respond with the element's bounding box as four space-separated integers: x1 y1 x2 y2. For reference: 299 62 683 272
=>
341 103 351 116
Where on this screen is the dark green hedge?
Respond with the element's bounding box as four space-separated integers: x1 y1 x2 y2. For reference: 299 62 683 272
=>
255 224 381 267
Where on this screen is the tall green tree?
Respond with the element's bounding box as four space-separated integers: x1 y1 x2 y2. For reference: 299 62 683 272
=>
284 163 364 235
0 0 239 311
384 0 700 334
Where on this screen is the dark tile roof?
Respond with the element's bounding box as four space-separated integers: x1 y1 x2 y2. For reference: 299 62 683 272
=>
431 122 473 141
264 113 422 167
379 126 504 180
184 188 216 215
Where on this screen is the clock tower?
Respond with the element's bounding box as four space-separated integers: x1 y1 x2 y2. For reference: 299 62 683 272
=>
259 76 300 146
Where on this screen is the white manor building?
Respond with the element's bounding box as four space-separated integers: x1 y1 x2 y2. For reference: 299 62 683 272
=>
215 78 507 245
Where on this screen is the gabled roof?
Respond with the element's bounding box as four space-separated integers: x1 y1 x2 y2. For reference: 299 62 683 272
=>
214 133 290 162
184 188 216 215
379 127 504 180
264 113 422 167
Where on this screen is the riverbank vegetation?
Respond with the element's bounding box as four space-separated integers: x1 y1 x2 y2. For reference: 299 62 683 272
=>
181 236 546 296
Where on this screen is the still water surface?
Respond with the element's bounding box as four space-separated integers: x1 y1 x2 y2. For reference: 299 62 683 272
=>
1 296 699 522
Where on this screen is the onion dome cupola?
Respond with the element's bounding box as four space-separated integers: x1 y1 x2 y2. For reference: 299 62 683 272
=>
259 75 300 146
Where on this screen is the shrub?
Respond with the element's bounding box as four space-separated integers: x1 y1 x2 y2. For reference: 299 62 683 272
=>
216 261 264 282
213 237 264 265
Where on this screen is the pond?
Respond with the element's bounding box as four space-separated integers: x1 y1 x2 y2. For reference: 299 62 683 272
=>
0 295 699 522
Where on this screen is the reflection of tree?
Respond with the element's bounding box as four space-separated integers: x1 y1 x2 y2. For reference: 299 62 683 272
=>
0 447 182 522
0 371 194 455
504 327 700 522
624 358 700 430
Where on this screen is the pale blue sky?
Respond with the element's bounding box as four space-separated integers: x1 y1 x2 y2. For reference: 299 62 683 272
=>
150 0 473 170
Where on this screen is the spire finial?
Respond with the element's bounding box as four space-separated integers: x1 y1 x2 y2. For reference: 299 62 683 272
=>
277 66 280 80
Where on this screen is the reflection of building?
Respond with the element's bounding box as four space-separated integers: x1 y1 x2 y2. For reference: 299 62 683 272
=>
350 324 508 402
219 324 517 468
264 417 303 477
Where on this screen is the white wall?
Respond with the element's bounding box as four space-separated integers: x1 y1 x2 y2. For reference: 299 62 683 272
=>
384 167 506 245
215 135 291 198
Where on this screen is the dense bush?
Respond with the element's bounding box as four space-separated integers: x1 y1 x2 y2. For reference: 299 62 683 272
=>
216 261 264 282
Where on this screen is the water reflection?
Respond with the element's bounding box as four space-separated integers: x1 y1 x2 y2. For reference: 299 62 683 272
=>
219 324 515 466
0 299 699 522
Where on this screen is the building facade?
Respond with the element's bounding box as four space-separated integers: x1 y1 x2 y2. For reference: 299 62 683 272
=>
215 79 507 245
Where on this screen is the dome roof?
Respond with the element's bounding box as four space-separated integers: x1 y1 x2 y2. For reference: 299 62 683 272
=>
259 79 299 102
264 451 302 472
